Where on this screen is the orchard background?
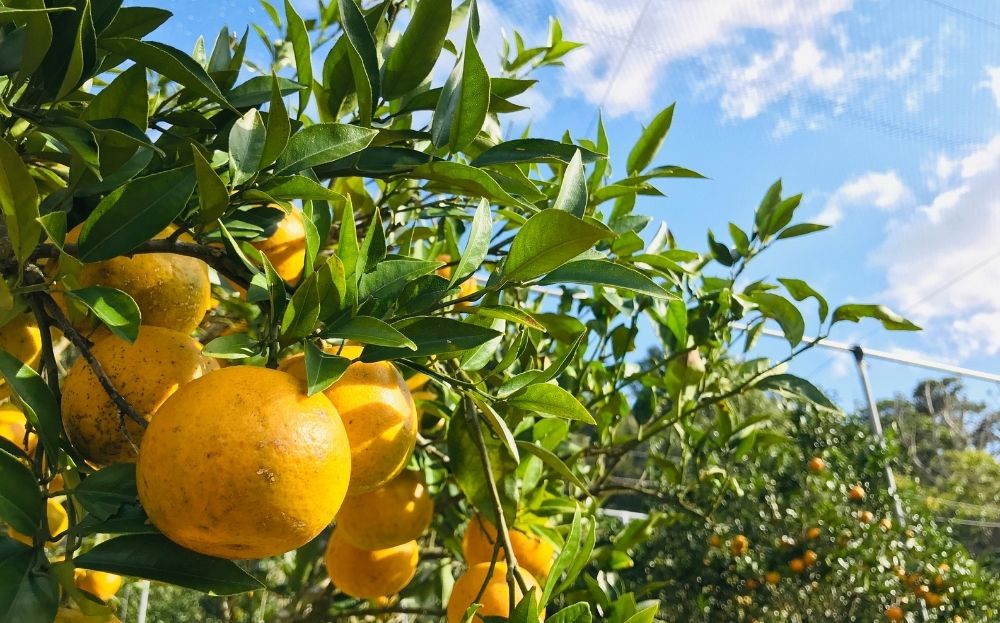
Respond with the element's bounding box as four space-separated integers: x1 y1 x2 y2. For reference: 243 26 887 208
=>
1 0 999 622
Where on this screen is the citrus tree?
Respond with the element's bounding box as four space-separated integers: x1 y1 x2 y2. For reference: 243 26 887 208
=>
0 0 921 621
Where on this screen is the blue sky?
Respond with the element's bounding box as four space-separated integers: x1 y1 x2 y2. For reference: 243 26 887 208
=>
138 0 1000 410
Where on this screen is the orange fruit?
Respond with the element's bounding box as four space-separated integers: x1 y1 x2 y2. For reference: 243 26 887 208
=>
886 605 904 621
252 209 306 285
924 592 942 607
915 584 930 598
803 549 818 566
708 534 722 548
765 571 780 585
325 531 418 599
859 511 875 524
74 569 123 601
789 558 805 573
63 226 211 334
730 534 749 556
806 527 822 540
848 484 866 502
462 514 555 582
8 498 68 546
61 326 218 464
744 578 759 590
0 403 37 455
880 517 893 531
807 457 825 473
446 562 541 623
317 361 417 494
136 366 351 559
335 470 433 550
0 313 42 399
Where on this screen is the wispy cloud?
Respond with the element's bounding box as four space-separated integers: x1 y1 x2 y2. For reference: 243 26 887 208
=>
816 171 912 226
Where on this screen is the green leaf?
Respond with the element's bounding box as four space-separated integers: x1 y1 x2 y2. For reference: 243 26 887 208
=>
507 384 596 425
260 75 291 167
359 259 441 302
11 0 54 89
451 199 492 286
0 448 42 535
547 603 592 623
338 199 359 310
357 206 387 274
74 463 138 521
360 316 502 361
284 0 312 116
411 162 533 209
382 0 450 99
755 374 838 411
541 508 582 604
252 176 343 202
100 7 171 40
191 146 230 224
64 286 141 343
778 278 829 322
280 274 320 339
303 341 350 395
324 316 417 349
504 211 615 283
0 349 62 467
274 123 378 174
76 167 195 262
776 222 829 240
764 194 802 237
55 0 96 100
728 222 750 256
626 103 674 175
75 534 265 595
472 139 604 167
538 259 673 299
100 38 232 109
226 75 304 108
0 138 41 266
337 0 380 125
474 397 518 462
748 292 805 347
447 407 516 522
516 441 587 492
228 108 266 186
476 305 544 330
0 543 57 623
753 179 782 237
431 10 490 152
831 304 921 331
201 334 261 360
553 150 587 217
0 6 75 20
82 63 147 129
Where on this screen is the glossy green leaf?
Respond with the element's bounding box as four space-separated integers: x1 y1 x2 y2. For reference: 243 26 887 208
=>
778 278 829 322
507 383 596 424
547 603 593 623
75 534 265 595
0 138 41 266
476 305 544 330
253 176 343 202
0 543 57 623
338 199 359 310
755 374 837 412
0 448 42 535
201 334 261 360
82 63 147 130
64 286 141 343
360 316 502 361
74 463 138 521
538 260 673 299
431 8 490 151
626 103 674 175
776 222 829 240
358 258 441 302
274 123 377 174
749 293 805 347
553 150 587 217
516 441 587 492
451 199 492 286
382 0 450 99
303 341 351 395
323 316 417 349
191 146 229 224
447 405 516 523
260 75 291 167
284 0 312 116
831 304 921 331
226 75 303 107
472 139 604 167
337 0 380 125
228 108 266 186
411 162 532 209
0 349 62 467
101 37 232 108
281 274 320 339
77 166 195 262
504 211 615 283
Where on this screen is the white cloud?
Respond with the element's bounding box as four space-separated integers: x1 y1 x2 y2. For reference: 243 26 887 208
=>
816 171 912 226
980 65 1000 109
874 133 1000 358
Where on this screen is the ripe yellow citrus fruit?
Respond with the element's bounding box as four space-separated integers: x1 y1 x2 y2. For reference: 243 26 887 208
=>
730 534 749 556
462 514 555 582
136 366 351 559
325 531 419 599
8 498 68 546
253 209 306 285
335 470 433 550
765 571 780 585
789 558 805 573
708 534 722 548
74 569 123 601
64 226 211 334
859 510 875 524
848 484 866 502
924 592 942 607
886 605 904 621
0 403 37 455
807 457 825 473
61 326 218 464
806 526 822 540
0 313 42 397
54 607 122 623
318 361 417 494
446 562 541 623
